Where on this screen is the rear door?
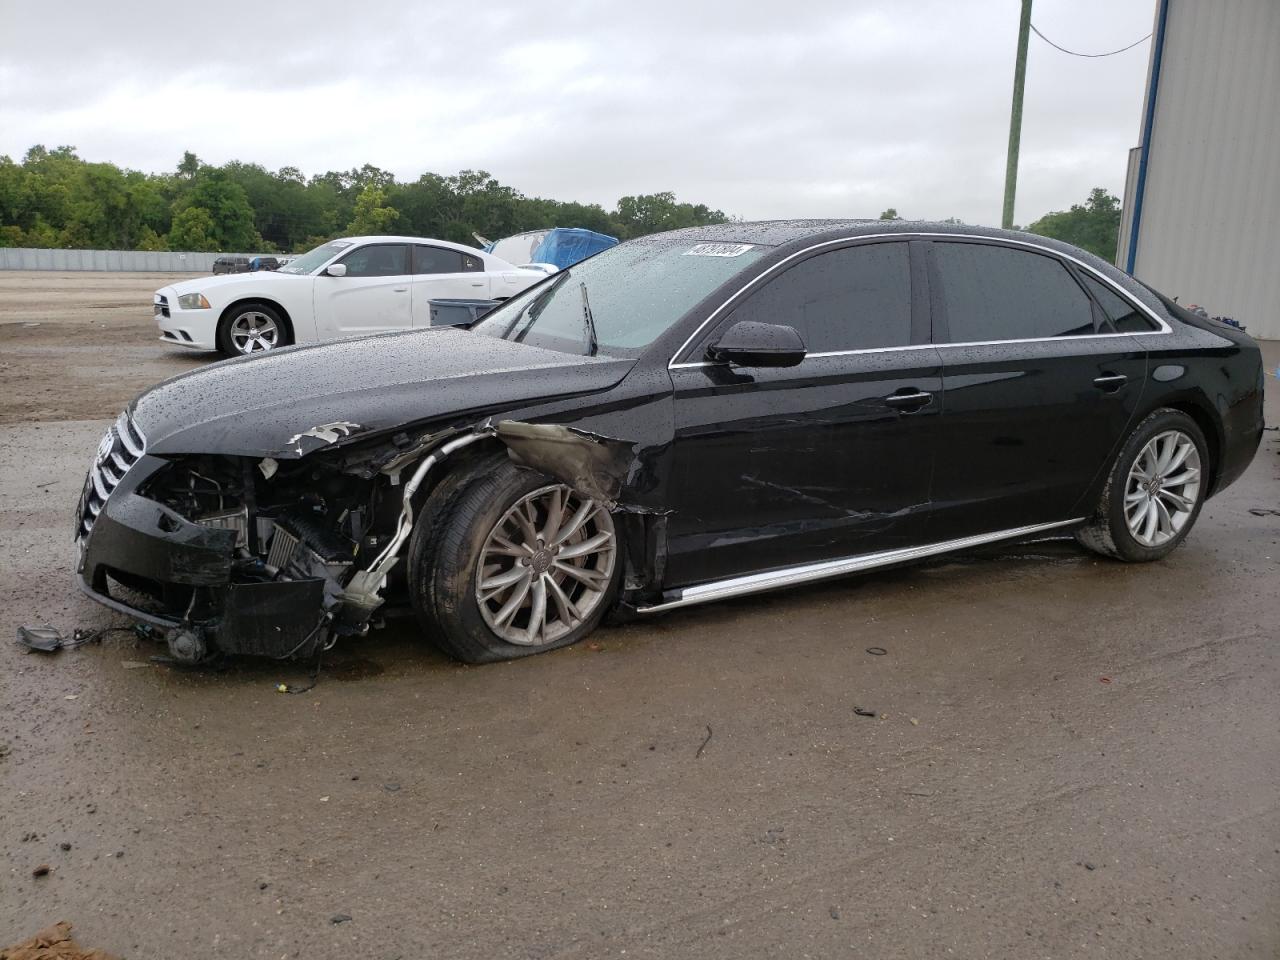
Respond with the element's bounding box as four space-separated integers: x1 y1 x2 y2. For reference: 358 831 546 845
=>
926 239 1150 540
410 245 490 326
313 242 413 338
664 240 943 586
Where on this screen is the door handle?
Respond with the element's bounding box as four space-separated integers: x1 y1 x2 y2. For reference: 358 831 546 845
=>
1092 373 1128 392
883 389 934 412
393 287 408 293
470 282 484 287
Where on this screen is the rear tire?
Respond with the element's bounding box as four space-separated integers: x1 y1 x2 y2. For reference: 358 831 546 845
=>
1075 408 1209 562
408 459 623 663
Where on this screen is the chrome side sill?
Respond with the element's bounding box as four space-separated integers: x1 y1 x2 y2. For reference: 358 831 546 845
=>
636 518 1084 615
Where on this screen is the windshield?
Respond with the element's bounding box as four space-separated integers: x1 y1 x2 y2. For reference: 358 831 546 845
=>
279 239 354 275
471 239 765 357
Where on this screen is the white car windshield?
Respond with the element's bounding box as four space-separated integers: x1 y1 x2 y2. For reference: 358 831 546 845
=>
278 240 354 275
471 239 766 358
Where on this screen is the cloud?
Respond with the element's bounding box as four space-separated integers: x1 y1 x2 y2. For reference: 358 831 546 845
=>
0 0 1156 225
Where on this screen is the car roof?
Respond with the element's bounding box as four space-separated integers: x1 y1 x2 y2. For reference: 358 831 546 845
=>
647 219 1077 253
646 219 1130 280
341 235 486 254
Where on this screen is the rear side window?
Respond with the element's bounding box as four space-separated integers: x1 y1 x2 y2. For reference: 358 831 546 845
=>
413 245 463 274
932 242 1096 342
340 243 409 277
724 242 912 352
1080 274 1158 332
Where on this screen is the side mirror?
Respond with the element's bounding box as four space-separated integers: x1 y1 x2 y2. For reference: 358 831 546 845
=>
325 263 348 277
706 320 806 367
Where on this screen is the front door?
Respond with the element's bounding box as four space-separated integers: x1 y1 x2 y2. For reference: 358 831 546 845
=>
664 240 943 587
314 242 413 338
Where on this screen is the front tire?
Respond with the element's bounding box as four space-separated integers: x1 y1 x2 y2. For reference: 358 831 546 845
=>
216 302 291 356
1076 408 1209 562
408 460 622 663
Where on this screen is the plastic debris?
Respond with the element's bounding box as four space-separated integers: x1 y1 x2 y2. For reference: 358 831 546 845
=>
16 623 152 654
15 625 65 653
854 707 877 717
865 646 888 656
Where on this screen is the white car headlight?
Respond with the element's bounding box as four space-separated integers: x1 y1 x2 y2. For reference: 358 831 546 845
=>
177 293 212 310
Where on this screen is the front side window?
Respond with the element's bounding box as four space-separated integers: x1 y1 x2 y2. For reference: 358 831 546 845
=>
721 242 912 352
339 243 409 278
932 242 1096 342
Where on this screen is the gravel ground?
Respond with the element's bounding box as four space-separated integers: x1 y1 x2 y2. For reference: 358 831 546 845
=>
1 271 1278 959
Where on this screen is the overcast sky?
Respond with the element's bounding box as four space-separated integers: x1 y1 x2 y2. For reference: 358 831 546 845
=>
0 0 1156 226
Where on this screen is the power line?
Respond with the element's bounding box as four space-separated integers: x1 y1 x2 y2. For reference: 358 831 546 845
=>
1030 23 1151 58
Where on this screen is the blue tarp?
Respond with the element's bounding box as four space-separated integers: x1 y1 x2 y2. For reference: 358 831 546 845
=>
528 228 618 269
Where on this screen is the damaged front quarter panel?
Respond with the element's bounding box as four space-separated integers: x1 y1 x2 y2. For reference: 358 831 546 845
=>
494 420 636 506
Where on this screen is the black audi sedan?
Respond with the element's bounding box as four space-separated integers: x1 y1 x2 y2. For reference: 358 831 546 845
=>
76 221 1265 664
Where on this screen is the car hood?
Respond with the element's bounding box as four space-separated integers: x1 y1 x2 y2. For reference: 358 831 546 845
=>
162 272 305 296
130 327 635 458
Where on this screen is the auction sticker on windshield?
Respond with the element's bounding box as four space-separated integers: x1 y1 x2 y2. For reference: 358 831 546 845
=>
684 243 755 257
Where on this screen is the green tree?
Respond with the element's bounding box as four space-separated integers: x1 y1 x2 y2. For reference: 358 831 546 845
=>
136 226 168 251
614 191 727 238
1025 187 1122 262
879 208 900 220
177 150 201 180
346 184 401 235
168 206 217 251
0 146 735 253
173 171 259 250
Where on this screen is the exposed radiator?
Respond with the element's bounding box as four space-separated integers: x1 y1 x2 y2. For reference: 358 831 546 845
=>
266 523 300 571
196 506 248 548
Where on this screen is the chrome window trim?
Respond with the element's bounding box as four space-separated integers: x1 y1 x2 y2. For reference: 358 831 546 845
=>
636 518 1083 614
667 232 1171 369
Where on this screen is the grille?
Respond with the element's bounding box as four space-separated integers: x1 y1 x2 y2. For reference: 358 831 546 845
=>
154 294 170 318
77 412 146 539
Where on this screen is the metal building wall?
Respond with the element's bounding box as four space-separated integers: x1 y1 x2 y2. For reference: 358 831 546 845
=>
1119 0 1280 340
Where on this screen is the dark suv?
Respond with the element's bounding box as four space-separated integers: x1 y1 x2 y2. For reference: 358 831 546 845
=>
211 256 250 275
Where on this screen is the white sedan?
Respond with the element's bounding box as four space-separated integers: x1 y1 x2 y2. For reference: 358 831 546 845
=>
153 235 552 355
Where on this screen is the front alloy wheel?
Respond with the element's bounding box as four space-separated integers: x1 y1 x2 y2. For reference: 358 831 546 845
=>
407 458 624 663
475 485 617 646
228 310 281 354
216 302 290 356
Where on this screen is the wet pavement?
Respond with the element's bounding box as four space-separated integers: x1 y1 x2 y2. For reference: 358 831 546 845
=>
1 275 1277 958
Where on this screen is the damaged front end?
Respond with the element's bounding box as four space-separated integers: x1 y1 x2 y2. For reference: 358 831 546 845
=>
75 410 491 663
73 407 660 663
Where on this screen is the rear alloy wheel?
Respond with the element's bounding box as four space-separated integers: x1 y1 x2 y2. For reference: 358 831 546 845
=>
1076 408 1209 562
217 303 290 356
408 459 623 663
1121 430 1202 548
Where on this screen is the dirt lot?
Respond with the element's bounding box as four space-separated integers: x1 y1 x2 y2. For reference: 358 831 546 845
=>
1 271 1278 959
0 272 206 423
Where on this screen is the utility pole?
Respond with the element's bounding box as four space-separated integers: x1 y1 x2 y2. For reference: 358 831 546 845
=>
1002 0 1033 229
